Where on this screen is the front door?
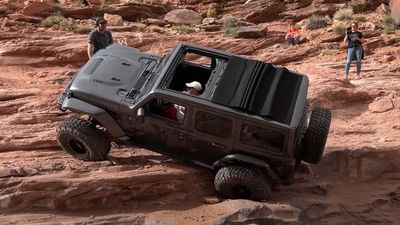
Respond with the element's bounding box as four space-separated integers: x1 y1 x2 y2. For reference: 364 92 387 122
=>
135 97 188 156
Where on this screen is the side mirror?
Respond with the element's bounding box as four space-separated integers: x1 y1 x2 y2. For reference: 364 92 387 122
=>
137 107 145 117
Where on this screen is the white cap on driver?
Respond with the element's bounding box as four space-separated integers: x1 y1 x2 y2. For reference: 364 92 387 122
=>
185 81 202 91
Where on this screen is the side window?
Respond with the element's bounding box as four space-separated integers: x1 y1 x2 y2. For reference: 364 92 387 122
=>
183 53 214 69
168 51 218 94
240 124 284 151
143 98 186 124
195 111 232 138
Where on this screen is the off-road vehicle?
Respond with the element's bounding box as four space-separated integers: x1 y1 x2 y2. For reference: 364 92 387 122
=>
57 43 331 200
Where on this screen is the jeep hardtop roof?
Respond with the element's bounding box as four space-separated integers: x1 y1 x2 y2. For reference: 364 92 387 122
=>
157 43 309 127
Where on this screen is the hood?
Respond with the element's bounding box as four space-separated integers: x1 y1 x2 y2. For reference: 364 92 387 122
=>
69 44 160 111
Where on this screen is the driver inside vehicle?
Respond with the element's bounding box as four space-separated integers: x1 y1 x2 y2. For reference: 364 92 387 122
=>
183 81 202 96
174 81 203 122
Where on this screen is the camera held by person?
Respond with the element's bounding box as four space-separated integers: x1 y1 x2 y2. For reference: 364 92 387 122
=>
346 27 352 36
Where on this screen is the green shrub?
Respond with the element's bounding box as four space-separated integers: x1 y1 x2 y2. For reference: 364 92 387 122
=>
172 24 196 34
383 14 397 34
223 16 241 37
304 15 330 30
223 16 241 28
225 27 238 38
207 4 218 18
75 24 92 33
149 25 163 33
353 15 366 22
348 1 366 13
332 22 347 35
334 8 354 21
41 12 66 28
41 12 77 31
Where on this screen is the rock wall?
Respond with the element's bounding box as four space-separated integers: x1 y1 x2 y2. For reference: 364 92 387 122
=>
391 0 400 25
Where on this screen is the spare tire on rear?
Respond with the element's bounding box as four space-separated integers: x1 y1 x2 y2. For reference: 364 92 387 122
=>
301 107 331 164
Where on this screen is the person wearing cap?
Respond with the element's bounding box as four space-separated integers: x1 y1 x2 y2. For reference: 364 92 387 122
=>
87 17 113 59
172 81 203 123
184 81 202 96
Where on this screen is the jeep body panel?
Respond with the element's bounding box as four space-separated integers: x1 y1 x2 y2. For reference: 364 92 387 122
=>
61 97 126 138
65 44 161 115
58 42 315 176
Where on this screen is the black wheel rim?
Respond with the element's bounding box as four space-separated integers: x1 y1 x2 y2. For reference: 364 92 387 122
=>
231 184 251 199
69 139 88 155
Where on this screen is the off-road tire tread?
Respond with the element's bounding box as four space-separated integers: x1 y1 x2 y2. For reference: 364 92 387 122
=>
302 108 331 164
214 166 271 200
56 117 111 161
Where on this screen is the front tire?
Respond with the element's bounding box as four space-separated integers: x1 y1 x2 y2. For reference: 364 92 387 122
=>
214 166 272 200
56 117 111 161
301 108 332 164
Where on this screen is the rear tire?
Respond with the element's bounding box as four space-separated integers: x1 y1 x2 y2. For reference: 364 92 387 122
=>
214 166 271 200
56 117 111 161
301 108 331 164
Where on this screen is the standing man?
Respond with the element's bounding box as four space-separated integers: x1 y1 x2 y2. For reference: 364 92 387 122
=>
343 22 365 80
87 17 113 59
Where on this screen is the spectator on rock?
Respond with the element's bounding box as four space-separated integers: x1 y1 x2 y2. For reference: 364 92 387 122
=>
87 17 113 59
285 23 301 46
343 21 365 80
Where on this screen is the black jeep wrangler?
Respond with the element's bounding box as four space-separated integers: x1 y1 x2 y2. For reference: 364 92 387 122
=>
57 43 331 200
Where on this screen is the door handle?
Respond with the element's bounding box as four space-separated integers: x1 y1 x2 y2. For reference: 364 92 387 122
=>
172 131 185 139
212 143 225 149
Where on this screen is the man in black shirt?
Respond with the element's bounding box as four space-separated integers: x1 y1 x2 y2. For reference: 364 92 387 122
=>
343 22 364 80
87 17 113 59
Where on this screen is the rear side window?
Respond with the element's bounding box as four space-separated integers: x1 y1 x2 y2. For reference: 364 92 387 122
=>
195 111 232 138
240 124 284 150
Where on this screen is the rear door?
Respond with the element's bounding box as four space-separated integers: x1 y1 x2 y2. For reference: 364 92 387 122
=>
186 108 234 165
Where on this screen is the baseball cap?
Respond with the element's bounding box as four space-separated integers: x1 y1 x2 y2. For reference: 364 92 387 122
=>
96 17 107 26
186 81 202 91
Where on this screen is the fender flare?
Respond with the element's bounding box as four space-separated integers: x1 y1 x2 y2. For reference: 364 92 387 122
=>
62 97 127 139
213 154 278 179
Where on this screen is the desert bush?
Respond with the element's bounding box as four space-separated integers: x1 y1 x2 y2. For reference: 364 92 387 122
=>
334 8 354 21
149 25 163 33
320 42 340 56
172 24 196 34
225 27 238 38
353 14 366 22
59 19 76 31
207 4 218 18
304 15 330 30
75 23 92 33
332 22 347 35
223 16 241 38
383 14 397 34
348 1 366 13
41 12 67 28
223 16 241 28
